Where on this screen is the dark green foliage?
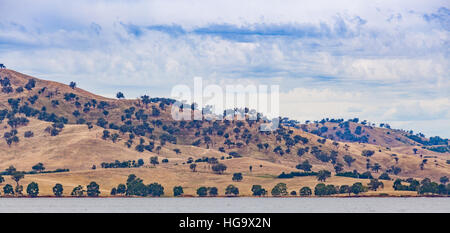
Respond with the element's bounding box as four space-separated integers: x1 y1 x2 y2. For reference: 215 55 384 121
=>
343 155 356 167
173 186 184 197
53 183 63 197
271 183 288 196
26 182 39 197
350 182 366 195
361 150 375 157
212 163 227 174
316 170 331 182
148 182 164 197
24 131 34 138
314 183 338 196
87 181 100 197
299 186 312 196
367 179 384 191
25 79 36 90
71 185 85 197
3 184 14 196
197 186 208 197
116 92 125 99
232 173 243 182
225 184 239 196
251 185 267 196
378 173 391 180
208 187 218 196
32 162 45 172
336 170 373 179
278 171 317 179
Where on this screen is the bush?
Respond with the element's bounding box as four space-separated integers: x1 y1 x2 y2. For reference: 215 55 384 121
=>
271 183 288 196
299 187 312 196
362 150 375 157
26 182 39 197
378 173 391 180
225 185 239 196
197 187 208 197
251 185 267 196
278 171 317 179
232 173 243 182
173 186 183 197
24 131 34 138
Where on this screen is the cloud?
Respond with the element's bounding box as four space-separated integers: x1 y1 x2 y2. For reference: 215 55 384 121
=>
0 0 449 137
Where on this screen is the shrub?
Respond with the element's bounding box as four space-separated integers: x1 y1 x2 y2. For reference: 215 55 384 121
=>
24 131 34 138
271 183 288 196
251 185 267 196
173 186 183 197
299 187 312 196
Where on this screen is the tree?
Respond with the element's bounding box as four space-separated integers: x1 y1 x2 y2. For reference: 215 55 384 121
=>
12 172 24 192
208 187 218 196
314 183 328 196
147 182 164 197
350 182 365 195
232 173 243 182
296 160 312 171
299 186 312 196
26 182 39 197
211 163 227 174
117 184 127 195
316 170 331 182
173 186 184 197
344 155 355 167
371 163 381 173
225 184 239 196
32 162 45 172
339 185 350 195
71 185 85 197
150 156 159 166
367 179 384 191
0 175 4 184
271 183 288 196
197 187 208 197
334 163 344 173
5 165 16 175
141 95 151 108
189 163 197 172
111 187 117 196
53 183 64 197
362 150 375 157
251 185 267 196
87 182 100 197
116 92 125 99
440 176 449 185
413 148 418 154
69 81 76 89
3 184 14 196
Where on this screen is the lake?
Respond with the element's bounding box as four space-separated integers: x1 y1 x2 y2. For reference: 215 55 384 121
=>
0 197 448 213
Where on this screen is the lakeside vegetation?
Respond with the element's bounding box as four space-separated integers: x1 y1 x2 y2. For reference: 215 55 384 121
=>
0 170 449 197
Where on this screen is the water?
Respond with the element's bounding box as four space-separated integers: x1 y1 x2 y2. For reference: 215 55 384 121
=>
0 197 448 213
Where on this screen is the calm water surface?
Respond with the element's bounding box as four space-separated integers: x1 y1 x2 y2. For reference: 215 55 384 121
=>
0 197 448 213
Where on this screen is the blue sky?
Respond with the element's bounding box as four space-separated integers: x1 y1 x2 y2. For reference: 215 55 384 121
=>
0 0 449 137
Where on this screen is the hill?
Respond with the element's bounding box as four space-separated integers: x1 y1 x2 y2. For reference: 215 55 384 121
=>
0 69 449 197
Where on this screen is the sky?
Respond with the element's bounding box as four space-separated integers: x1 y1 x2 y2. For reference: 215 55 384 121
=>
0 0 449 137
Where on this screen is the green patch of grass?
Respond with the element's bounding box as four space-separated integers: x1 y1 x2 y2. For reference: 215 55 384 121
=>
255 174 278 179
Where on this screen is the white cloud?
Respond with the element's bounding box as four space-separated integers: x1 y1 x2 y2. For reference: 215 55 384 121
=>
0 0 449 137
